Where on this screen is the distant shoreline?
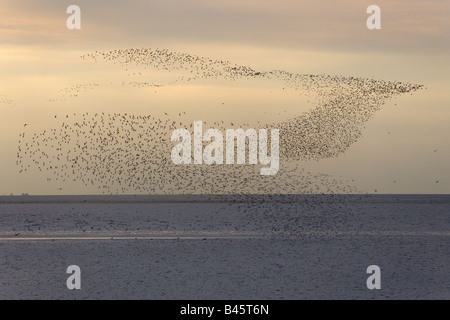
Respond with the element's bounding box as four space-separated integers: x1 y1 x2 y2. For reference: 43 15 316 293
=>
1 194 450 204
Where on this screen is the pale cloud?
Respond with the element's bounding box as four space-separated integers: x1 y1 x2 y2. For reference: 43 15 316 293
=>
1 0 448 54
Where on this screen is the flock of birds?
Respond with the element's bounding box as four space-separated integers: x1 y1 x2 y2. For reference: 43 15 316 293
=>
48 82 164 102
48 83 99 102
16 110 360 196
17 48 424 199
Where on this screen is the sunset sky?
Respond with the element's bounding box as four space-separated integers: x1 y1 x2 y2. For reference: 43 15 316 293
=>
1 0 449 195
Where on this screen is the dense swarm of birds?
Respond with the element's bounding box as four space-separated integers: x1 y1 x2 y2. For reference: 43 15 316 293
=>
17 48 424 199
16 110 359 195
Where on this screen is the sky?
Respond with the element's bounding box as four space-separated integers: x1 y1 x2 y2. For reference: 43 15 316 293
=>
0 0 449 195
